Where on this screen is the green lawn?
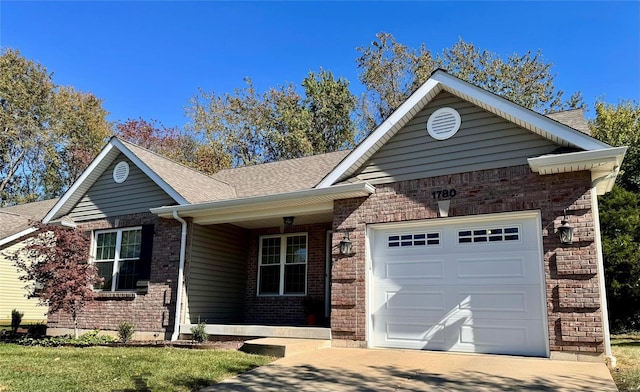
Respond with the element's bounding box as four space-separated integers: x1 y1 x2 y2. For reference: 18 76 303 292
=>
611 334 640 392
0 343 274 392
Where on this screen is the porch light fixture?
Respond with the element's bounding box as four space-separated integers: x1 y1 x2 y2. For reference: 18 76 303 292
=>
339 232 354 256
283 216 295 227
557 210 574 246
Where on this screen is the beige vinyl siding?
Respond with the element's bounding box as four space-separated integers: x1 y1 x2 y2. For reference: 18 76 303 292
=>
354 92 561 184
185 224 247 324
0 240 48 323
69 154 176 221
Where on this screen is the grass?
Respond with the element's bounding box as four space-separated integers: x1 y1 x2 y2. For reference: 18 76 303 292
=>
0 343 274 392
611 333 640 391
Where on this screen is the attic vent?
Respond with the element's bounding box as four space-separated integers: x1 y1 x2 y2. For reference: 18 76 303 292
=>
113 161 130 183
427 107 461 140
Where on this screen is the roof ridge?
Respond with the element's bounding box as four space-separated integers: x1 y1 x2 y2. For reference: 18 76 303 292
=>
216 149 352 174
0 210 22 217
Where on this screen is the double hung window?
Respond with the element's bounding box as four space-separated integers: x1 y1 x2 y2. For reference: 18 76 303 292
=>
94 227 143 291
258 233 307 295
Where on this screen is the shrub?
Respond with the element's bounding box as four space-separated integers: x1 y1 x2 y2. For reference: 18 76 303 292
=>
11 309 24 334
28 322 47 337
117 321 136 343
190 319 208 343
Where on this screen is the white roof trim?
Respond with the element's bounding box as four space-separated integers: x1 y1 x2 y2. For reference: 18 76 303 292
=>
151 182 375 223
0 227 37 247
43 138 188 224
528 146 627 195
317 70 610 188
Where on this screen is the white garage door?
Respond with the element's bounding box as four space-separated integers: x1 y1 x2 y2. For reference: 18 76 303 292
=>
370 212 547 357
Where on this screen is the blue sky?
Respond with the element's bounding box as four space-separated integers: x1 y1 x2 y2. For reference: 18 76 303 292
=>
1 1 638 129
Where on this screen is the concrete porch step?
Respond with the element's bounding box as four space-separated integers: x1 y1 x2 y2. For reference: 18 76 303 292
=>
240 337 331 358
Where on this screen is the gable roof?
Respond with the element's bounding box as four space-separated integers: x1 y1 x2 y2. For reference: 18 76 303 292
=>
317 69 616 188
0 198 58 246
43 138 236 223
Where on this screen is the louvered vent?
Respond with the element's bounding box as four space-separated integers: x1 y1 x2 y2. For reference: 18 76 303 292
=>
427 107 461 140
113 161 130 183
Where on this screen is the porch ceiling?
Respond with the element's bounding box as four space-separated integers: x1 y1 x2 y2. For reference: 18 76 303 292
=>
150 182 375 226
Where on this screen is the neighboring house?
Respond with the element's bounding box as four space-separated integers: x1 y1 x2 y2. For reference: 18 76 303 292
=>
0 199 58 324
41 70 625 364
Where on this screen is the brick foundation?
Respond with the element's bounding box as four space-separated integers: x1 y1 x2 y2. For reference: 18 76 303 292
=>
331 165 605 354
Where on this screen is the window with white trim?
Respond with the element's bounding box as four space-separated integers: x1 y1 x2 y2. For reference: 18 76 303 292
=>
93 227 143 291
258 233 307 295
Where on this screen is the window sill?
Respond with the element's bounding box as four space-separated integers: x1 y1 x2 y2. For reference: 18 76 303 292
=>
95 292 136 300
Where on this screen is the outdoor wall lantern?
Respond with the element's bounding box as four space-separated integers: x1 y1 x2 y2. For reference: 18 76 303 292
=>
339 231 354 256
557 210 574 246
283 216 295 227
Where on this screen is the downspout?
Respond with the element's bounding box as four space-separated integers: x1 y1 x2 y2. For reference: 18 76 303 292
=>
171 210 187 342
591 186 615 367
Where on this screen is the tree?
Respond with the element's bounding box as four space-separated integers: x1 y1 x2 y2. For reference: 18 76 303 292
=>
356 33 583 129
10 223 102 338
0 49 111 205
302 69 357 152
591 100 640 332
597 186 640 332
114 118 230 175
186 71 358 166
591 100 640 192
0 48 55 204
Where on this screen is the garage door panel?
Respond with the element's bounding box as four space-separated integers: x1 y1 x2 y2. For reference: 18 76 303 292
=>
371 213 548 357
384 259 444 280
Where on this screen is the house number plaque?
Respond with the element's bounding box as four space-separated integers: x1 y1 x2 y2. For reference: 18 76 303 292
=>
431 189 457 199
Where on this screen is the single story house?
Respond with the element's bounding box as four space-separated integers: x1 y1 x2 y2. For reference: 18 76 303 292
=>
0 199 58 324
42 70 626 363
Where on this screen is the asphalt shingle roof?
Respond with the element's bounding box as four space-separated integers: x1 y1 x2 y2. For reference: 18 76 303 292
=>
212 150 351 199
120 140 237 203
0 198 58 241
546 108 591 135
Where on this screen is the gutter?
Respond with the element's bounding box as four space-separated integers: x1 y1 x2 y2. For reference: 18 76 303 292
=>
170 210 187 342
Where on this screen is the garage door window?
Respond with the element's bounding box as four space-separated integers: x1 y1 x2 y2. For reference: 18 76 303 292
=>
458 227 520 244
258 233 307 296
388 232 440 247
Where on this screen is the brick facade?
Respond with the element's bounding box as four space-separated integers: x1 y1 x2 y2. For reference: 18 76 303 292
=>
331 165 605 354
47 212 183 339
244 223 331 326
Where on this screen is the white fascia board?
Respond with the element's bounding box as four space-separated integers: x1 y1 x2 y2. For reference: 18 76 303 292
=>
0 227 37 247
528 147 627 174
111 139 188 205
43 141 117 223
150 182 375 219
528 146 627 195
430 71 610 151
316 79 441 188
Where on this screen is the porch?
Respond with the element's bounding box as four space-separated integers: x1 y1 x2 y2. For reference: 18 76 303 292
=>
179 324 331 340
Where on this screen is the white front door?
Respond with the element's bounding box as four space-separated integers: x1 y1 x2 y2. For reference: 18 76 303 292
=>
369 212 548 357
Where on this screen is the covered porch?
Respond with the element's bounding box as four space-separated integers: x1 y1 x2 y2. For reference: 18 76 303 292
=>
150 183 374 340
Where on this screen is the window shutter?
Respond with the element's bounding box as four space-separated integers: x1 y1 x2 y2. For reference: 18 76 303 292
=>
137 224 154 281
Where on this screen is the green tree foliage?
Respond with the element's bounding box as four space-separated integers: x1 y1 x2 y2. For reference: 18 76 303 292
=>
186 70 357 166
591 100 640 191
0 49 111 205
591 100 640 332
356 33 583 129
598 186 640 332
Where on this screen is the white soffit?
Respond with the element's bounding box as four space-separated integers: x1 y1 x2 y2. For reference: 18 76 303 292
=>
528 146 627 195
317 70 611 188
150 182 375 225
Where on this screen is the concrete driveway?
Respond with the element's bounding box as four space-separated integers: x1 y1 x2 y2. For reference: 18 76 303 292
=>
203 348 618 391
